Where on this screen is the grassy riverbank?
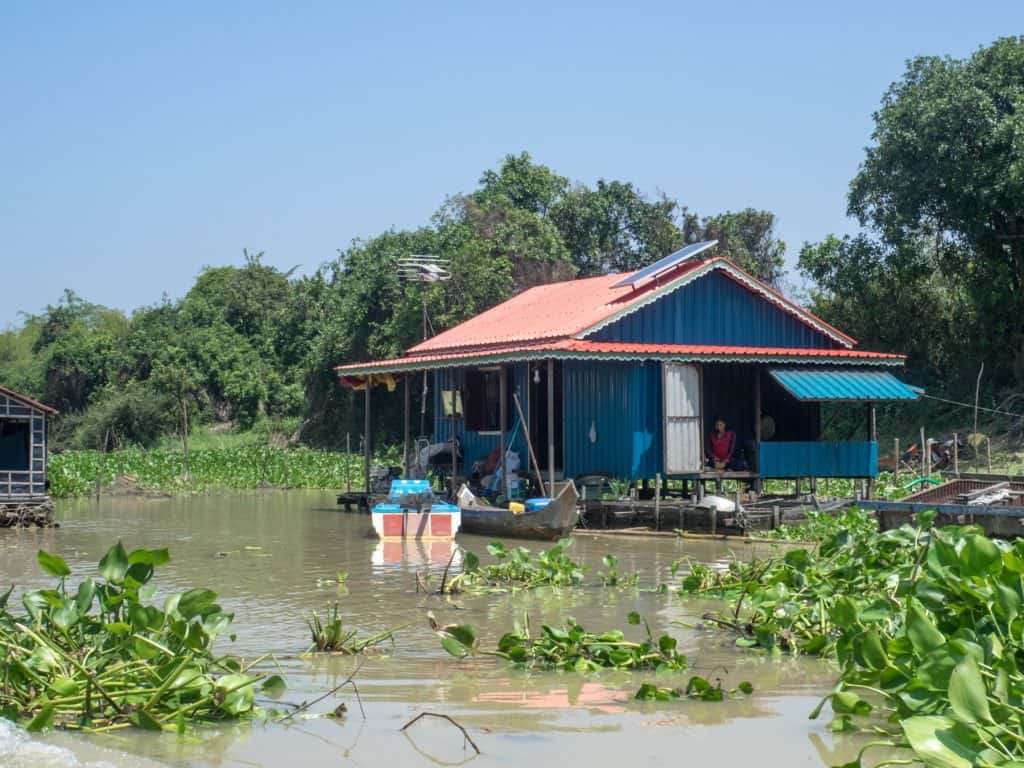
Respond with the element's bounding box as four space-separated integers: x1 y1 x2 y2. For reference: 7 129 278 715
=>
47 445 381 497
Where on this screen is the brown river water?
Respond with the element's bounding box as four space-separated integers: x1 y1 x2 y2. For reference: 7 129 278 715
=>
0 491 871 767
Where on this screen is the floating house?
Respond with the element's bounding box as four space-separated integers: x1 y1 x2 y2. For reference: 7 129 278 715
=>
337 242 918 497
0 385 56 503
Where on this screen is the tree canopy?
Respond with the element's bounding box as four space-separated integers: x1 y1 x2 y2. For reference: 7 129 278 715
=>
1 152 783 449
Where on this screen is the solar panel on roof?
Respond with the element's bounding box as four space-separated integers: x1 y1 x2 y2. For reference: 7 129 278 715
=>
611 240 718 288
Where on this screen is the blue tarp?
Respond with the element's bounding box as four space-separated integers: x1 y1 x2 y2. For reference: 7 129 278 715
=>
768 369 920 402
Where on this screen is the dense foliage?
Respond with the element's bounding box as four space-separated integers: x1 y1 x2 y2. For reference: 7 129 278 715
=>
800 36 1024 403
47 446 383 497
0 543 281 732
1 155 783 452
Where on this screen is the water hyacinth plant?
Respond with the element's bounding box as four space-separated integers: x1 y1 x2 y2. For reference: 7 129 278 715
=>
683 508 1024 767
0 542 283 732
446 539 587 592
431 611 689 672
304 603 403 654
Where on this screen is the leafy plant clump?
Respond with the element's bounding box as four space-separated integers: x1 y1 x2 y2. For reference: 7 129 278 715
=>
757 506 879 543
431 611 688 672
447 539 587 592
683 509 1024 767
636 678 753 702
0 542 283 733
304 603 402 654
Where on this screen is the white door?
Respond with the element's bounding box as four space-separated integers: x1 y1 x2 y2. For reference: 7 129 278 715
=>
663 363 702 474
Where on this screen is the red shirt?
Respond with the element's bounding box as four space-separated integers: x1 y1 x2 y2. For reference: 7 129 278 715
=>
709 430 735 462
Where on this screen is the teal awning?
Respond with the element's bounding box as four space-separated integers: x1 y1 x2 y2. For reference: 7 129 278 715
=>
768 369 920 402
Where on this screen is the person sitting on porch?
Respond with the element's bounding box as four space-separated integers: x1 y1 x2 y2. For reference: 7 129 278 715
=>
708 416 738 471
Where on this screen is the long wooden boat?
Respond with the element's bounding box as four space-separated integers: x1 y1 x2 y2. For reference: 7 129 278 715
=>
455 481 580 541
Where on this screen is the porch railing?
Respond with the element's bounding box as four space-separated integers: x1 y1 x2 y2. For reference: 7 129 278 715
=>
759 441 878 479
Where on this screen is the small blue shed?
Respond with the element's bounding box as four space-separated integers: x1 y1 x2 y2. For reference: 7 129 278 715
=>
337 243 917 496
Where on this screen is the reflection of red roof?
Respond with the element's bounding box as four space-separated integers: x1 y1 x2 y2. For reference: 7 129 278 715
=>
335 339 905 376
0 385 58 415
408 257 855 356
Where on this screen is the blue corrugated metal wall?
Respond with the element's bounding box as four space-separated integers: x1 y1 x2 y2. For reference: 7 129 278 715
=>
588 270 839 349
433 365 530 471
562 360 662 481
760 441 878 478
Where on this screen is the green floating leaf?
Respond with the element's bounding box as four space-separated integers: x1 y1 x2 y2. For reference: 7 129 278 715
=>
177 589 218 619
129 709 164 731
128 547 171 567
906 599 945 655
37 549 71 578
948 657 992 725
901 716 975 768
261 675 287 698
98 541 130 584
24 704 55 733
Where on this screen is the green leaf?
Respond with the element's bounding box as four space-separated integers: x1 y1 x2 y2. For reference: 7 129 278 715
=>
993 583 1020 621
75 578 96 614
37 549 71 578
831 690 871 715
901 716 975 768
128 547 170 567
463 551 479 572
959 534 1001 576
24 704 55 732
440 635 470 658
129 709 164 731
906 599 945 654
948 657 992 725
214 674 256 715
830 596 858 627
627 611 641 625
261 675 287 698
857 630 888 671
737 681 753 695
98 541 130 584
177 589 218 619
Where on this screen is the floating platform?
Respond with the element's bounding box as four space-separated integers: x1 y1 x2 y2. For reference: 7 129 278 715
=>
861 475 1024 538
0 498 56 528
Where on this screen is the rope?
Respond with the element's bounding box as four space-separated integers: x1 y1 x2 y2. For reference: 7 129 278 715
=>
916 393 1024 420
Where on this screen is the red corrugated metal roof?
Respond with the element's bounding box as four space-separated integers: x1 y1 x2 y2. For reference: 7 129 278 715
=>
335 339 904 375
0 385 58 415
407 257 854 356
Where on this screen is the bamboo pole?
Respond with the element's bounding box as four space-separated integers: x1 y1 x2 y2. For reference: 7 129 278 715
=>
364 383 371 494
952 432 959 475
654 473 661 531
512 392 545 497
920 427 927 478
987 436 992 473
403 375 411 477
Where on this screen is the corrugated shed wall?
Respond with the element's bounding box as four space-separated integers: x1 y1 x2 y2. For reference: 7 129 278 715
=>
433 365 530 470
0 395 47 498
588 270 839 349
562 360 662 481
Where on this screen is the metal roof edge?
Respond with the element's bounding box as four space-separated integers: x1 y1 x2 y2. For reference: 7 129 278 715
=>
335 349 905 376
0 385 58 415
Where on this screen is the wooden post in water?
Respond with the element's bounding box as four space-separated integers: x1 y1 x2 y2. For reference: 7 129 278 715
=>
772 504 780 529
450 374 457 496
403 375 411 477
499 366 508 499
753 368 763 494
363 382 371 494
346 432 351 493
952 432 959 475
547 358 555 497
987 436 992 473
893 438 900 487
920 427 927 478
654 473 662 531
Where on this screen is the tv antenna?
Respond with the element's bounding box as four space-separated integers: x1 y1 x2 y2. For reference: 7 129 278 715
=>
397 254 452 435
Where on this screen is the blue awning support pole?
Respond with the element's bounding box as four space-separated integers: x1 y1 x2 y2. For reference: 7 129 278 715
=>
867 404 877 499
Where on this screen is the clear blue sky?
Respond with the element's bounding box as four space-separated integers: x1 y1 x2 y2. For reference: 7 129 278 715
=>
1 1 1018 326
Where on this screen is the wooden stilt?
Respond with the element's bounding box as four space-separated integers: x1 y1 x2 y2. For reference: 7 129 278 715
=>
547 358 555 496
867 404 877 499
499 366 508 499
403 374 411 477
363 382 371 494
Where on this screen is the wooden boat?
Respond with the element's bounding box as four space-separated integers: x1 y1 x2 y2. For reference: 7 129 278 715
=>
371 479 461 540
455 481 580 541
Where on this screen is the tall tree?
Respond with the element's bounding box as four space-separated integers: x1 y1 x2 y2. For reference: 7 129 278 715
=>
686 209 786 286
847 36 1024 382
